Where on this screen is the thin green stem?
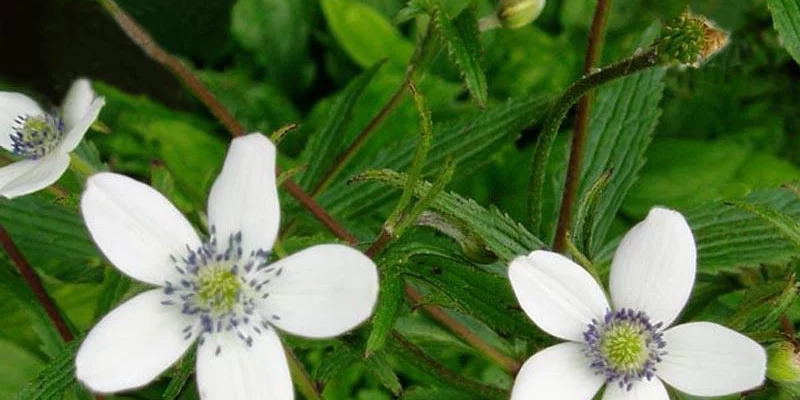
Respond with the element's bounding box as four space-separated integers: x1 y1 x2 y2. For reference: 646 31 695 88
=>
286 347 322 400
527 48 659 234
390 331 509 399
565 236 601 284
552 0 614 253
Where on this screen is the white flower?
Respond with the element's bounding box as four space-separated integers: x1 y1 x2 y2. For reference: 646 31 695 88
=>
0 79 104 198
508 208 766 399
75 133 379 399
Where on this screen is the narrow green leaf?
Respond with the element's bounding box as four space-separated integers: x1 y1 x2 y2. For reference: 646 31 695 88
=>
572 169 612 255
725 200 800 248
685 188 800 273
163 349 196 400
15 340 79 400
353 170 545 262
366 269 405 356
93 269 131 321
321 0 414 69
0 197 103 283
322 94 552 222
768 0 800 64
434 4 488 107
575 66 665 255
298 61 385 190
386 82 434 230
396 159 455 236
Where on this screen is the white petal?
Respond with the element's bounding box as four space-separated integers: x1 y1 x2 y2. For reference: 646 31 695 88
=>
61 79 94 130
81 173 201 285
0 92 44 152
508 250 609 341
76 289 198 393
657 322 766 396
58 95 104 153
511 342 604 400
257 244 379 338
609 208 696 327
207 133 279 255
0 152 69 199
602 378 668 400
196 327 292 400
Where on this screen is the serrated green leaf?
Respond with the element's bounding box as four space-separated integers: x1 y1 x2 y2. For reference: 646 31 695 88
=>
768 0 800 64
15 339 79 400
322 94 552 223
0 196 103 283
727 278 798 333
298 61 385 190
93 269 131 321
726 200 800 248
624 139 800 218
366 269 404 355
686 188 800 273
573 169 612 255
354 170 544 262
0 338 43 399
434 4 488 107
574 66 666 255
321 0 414 69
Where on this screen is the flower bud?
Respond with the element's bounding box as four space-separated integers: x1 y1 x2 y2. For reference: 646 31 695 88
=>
656 10 729 68
498 0 546 29
767 341 800 383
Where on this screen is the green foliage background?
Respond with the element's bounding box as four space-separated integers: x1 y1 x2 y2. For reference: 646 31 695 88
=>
0 0 799 399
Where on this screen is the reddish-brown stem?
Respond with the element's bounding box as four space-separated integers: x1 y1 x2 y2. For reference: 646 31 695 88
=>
99 0 517 375
98 0 243 136
553 0 613 252
0 224 73 342
403 285 520 374
781 314 798 347
311 78 410 197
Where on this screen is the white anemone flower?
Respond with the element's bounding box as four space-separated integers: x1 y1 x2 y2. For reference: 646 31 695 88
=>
75 133 379 399
0 79 104 198
508 208 766 399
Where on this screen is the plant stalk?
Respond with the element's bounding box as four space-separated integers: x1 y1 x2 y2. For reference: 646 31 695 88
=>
552 0 614 253
527 47 659 234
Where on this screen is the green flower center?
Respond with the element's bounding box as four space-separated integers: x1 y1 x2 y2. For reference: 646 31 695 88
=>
196 267 240 314
599 324 648 371
10 113 64 159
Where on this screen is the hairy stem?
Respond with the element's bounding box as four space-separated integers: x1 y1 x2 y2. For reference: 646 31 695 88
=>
0 224 73 342
552 0 613 253
403 285 520 373
390 331 509 399
527 47 659 234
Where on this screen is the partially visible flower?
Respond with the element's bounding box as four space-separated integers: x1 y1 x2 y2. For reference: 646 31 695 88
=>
508 208 766 399
0 79 104 198
498 0 546 29
75 133 379 399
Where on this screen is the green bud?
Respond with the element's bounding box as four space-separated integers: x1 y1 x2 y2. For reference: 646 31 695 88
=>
656 10 728 68
498 0 546 30
767 341 800 383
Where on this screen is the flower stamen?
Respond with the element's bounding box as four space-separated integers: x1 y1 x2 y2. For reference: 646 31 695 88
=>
10 113 64 159
584 308 666 391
